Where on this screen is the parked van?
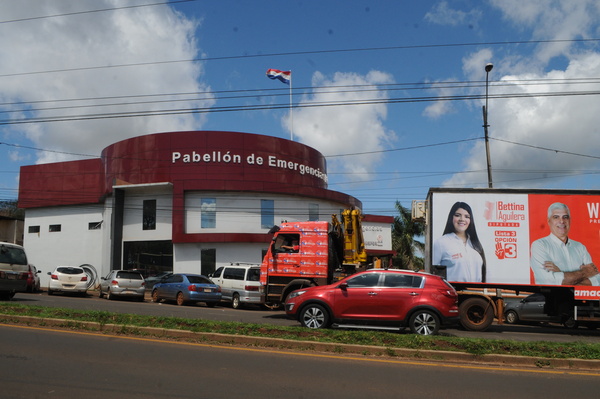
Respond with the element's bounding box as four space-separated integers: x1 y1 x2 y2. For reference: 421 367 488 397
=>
210 264 264 309
0 242 29 300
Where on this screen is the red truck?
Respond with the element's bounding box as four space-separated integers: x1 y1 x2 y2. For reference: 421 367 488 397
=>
414 188 600 331
260 209 376 307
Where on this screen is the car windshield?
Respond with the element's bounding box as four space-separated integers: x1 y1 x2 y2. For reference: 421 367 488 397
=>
0 245 27 265
187 275 212 285
57 267 84 274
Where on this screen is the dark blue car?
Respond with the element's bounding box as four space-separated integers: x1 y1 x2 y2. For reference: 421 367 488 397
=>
151 273 221 307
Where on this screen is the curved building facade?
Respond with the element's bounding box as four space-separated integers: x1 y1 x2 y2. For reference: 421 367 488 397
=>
19 131 389 286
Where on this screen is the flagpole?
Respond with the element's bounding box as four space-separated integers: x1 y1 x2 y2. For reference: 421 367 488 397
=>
289 70 293 141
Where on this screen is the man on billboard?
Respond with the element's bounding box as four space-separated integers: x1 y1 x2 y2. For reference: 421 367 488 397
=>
530 202 599 285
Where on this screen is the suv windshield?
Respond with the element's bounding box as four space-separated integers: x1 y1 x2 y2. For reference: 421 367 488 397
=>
0 245 27 265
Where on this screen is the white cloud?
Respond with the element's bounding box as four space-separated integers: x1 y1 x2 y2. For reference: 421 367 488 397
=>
0 0 214 164
289 71 396 181
444 52 600 188
490 0 600 63
423 48 494 120
9 151 30 162
425 1 482 27
441 1 600 188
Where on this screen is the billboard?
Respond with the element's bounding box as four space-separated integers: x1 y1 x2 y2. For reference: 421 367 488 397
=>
430 192 600 300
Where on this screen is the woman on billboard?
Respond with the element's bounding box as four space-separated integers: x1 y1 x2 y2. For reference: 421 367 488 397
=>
433 201 487 282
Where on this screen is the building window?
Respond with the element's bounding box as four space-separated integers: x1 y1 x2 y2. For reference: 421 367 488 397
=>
28 226 40 234
143 199 156 230
261 199 274 229
201 198 216 229
49 224 61 232
201 248 216 275
309 203 319 221
88 222 102 230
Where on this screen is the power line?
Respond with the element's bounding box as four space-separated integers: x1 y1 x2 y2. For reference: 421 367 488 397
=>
491 137 600 160
0 0 197 25
3 88 600 126
2 38 599 79
3 77 599 117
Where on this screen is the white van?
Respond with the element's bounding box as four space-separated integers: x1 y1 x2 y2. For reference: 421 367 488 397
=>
210 264 264 309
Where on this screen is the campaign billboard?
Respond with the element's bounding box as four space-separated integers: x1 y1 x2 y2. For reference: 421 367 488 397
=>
430 192 600 300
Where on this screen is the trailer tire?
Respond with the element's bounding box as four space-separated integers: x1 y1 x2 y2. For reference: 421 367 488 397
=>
459 297 494 331
562 316 578 329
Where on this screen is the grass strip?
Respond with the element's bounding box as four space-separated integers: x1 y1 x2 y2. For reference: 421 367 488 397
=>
1 303 599 360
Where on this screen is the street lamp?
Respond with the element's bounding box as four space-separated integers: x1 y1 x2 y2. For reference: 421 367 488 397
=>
483 63 493 188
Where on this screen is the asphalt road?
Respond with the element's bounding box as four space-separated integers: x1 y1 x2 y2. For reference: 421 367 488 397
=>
6 290 600 344
1 324 599 399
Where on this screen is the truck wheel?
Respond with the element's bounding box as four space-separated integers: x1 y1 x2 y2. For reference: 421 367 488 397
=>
459 297 494 331
409 310 440 335
505 310 519 324
232 293 241 309
300 304 330 329
562 316 578 329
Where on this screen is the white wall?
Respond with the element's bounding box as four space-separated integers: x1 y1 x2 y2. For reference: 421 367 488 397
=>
23 204 111 289
22 186 356 284
174 242 268 275
184 191 347 234
122 191 173 241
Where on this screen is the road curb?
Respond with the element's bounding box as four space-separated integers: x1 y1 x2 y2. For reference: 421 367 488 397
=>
2 314 599 372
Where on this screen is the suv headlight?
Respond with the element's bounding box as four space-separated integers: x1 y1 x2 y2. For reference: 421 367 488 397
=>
287 290 306 300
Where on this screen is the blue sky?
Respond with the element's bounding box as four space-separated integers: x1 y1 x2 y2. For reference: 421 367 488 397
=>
1 0 600 217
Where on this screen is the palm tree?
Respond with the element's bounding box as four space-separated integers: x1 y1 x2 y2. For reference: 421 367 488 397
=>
392 201 425 270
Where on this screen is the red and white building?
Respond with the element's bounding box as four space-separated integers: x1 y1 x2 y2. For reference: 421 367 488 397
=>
18 131 392 285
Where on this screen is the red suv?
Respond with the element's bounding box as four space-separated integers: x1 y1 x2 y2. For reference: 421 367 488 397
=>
285 269 459 335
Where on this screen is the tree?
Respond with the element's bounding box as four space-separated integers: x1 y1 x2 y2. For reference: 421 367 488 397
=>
392 201 425 270
0 200 24 220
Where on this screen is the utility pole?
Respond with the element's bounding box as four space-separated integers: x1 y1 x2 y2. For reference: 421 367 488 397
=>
483 63 493 188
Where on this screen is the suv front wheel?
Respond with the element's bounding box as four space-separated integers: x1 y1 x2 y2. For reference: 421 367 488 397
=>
300 304 330 329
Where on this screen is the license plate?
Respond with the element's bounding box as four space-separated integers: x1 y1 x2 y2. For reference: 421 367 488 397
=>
204 288 212 293
7 273 17 280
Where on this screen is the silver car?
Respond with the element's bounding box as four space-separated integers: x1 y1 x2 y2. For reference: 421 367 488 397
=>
98 270 145 301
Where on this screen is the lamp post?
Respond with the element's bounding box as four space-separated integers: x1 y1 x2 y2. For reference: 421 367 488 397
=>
483 63 493 188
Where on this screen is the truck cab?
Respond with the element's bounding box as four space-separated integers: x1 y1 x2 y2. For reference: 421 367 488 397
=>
260 221 337 306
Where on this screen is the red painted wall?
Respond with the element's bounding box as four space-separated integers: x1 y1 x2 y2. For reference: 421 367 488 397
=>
18 131 361 212
19 158 105 208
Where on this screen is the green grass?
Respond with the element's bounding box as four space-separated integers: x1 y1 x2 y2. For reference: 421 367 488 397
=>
1 303 599 360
